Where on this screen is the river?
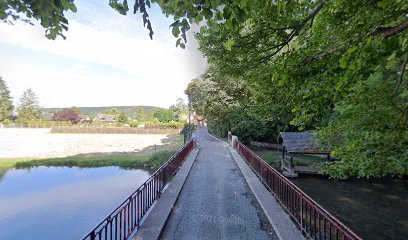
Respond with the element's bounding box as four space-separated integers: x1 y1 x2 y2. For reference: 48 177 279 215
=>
0 166 151 240
291 175 408 239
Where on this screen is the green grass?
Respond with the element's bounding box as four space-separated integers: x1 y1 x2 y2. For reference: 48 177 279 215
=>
253 150 281 166
0 157 34 169
6 150 177 170
0 134 184 171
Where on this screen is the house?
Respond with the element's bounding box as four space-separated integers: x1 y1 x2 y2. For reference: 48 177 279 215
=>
277 132 332 177
79 115 92 123
93 114 118 122
42 113 53 121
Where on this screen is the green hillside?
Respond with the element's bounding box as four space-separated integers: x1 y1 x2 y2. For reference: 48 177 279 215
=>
42 106 163 116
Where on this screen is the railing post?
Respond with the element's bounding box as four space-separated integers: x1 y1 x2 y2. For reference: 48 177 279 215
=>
232 136 238 149
90 230 96 240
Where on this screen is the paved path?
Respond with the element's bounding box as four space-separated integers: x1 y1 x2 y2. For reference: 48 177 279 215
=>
161 128 277 240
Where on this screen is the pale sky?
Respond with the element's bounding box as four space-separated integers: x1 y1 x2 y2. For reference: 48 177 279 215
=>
0 0 207 108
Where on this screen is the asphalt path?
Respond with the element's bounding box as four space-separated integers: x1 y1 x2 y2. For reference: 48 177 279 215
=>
161 128 277 240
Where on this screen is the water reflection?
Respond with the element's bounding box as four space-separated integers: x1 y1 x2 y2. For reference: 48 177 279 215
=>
0 166 150 240
291 175 408 239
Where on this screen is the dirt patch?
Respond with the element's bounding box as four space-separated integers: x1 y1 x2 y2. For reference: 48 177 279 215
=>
0 128 182 159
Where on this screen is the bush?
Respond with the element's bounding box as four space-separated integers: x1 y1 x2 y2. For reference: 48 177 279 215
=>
148 150 176 169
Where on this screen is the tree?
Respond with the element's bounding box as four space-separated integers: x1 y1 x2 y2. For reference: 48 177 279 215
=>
105 108 119 115
154 109 174 123
52 108 80 124
192 1 407 178
17 89 42 122
169 98 188 122
0 77 13 122
70 106 81 115
118 111 129 124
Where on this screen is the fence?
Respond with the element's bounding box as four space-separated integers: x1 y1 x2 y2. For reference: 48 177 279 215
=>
2 123 71 128
51 126 180 134
1 124 181 134
81 139 195 240
229 133 362 240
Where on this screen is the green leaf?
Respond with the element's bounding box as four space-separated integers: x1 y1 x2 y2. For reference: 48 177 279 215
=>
172 27 180 37
180 43 185 49
203 9 213 20
69 3 77 13
223 7 232 19
225 39 235 51
215 10 223 20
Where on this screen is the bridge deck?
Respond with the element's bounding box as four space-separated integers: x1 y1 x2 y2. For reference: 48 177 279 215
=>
160 128 277 240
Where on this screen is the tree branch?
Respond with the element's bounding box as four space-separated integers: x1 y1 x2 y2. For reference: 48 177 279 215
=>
252 3 326 66
374 18 408 38
302 18 408 65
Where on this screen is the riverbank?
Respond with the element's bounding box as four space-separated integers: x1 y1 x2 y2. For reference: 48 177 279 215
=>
8 150 176 170
0 128 184 170
250 146 407 239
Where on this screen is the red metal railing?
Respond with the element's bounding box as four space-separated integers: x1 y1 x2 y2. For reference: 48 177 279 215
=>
234 140 362 240
82 140 195 240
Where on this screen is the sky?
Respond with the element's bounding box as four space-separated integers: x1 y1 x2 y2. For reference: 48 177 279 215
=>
0 0 207 109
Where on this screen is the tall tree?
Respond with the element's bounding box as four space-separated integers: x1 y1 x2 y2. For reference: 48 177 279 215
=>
170 98 188 121
17 89 42 122
0 77 13 122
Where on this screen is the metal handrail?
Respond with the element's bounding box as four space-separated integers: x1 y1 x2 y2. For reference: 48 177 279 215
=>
81 139 195 240
234 139 362 240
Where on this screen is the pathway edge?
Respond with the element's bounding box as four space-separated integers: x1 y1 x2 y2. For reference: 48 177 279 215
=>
225 142 305 240
132 148 200 240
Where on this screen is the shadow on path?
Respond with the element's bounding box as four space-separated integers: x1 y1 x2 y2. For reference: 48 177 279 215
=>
161 127 277 240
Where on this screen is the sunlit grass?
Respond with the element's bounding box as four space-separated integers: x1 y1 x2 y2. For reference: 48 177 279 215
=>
0 157 35 169
12 151 176 170
0 134 184 171
251 150 280 165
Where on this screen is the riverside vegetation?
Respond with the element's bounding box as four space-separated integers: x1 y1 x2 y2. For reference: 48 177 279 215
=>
0 135 183 171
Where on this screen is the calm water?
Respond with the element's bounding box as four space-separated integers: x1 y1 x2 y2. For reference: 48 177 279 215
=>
0 166 150 240
291 175 408 240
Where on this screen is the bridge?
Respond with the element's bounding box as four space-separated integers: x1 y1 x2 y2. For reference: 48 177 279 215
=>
82 127 361 240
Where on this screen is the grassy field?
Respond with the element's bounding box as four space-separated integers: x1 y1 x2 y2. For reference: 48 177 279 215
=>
0 134 184 171
12 150 176 170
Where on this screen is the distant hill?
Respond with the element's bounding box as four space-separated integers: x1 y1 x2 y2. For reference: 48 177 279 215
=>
42 106 163 116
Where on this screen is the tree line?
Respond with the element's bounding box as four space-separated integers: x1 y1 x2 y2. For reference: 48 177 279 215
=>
0 77 189 125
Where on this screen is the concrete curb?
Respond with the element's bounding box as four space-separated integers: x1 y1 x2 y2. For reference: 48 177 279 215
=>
224 142 305 240
133 148 200 240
